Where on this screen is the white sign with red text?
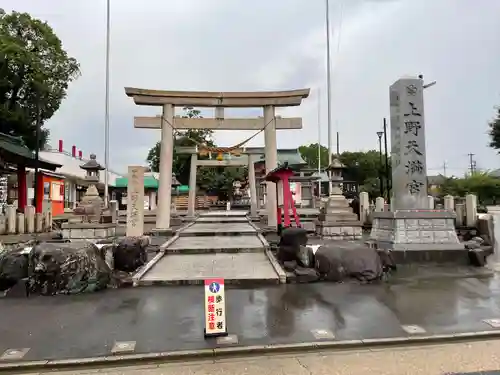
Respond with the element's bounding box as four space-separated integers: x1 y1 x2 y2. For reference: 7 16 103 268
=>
204 278 227 337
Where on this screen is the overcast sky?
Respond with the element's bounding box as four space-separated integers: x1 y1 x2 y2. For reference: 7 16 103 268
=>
5 0 500 176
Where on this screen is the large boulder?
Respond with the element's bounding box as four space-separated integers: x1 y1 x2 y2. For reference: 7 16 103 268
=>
314 246 346 282
279 227 308 247
314 245 387 283
277 227 308 263
113 236 150 273
341 246 384 282
0 246 30 291
29 241 112 295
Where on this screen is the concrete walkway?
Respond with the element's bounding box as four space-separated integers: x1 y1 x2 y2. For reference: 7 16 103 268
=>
137 211 281 286
2 274 500 364
29 339 500 374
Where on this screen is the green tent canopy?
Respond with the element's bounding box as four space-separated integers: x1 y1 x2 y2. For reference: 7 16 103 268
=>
114 178 190 191
114 176 159 189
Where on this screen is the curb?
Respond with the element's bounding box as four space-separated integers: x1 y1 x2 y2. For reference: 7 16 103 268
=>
2 330 500 373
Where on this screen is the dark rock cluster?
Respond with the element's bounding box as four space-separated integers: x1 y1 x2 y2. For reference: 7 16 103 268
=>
0 236 150 297
276 227 396 284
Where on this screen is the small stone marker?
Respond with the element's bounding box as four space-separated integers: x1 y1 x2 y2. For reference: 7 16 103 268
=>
0 348 30 360
401 324 426 334
482 319 500 328
111 341 136 354
216 334 238 345
204 278 228 338
311 328 335 340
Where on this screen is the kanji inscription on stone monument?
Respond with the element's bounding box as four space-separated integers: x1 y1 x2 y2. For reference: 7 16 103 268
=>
390 78 428 209
126 166 145 237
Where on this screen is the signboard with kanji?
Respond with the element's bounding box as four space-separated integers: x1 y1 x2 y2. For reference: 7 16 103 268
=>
204 278 227 337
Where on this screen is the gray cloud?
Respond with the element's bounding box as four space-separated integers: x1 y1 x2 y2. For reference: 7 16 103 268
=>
4 0 500 176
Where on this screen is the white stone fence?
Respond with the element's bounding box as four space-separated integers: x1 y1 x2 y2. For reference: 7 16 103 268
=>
359 192 479 228
0 205 53 235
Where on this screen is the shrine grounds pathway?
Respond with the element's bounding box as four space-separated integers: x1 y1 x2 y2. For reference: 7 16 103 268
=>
3 271 500 369
23 339 500 375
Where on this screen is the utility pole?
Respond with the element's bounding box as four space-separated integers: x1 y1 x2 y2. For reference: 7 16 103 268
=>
468 153 475 175
336 131 340 155
104 0 111 206
325 0 333 195
442 161 447 177
317 88 321 197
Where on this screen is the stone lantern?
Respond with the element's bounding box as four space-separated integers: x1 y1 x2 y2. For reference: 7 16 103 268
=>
171 173 181 190
315 155 362 240
233 180 242 197
326 157 346 196
171 173 182 225
171 173 180 212
79 154 105 223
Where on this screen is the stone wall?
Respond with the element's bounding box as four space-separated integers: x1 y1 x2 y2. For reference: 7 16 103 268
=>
359 193 479 229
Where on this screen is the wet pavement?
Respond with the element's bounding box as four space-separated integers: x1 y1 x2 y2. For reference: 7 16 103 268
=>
2 274 500 362
33 340 500 374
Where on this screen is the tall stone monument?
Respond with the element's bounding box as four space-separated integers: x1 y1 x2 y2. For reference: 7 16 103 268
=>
126 166 145 237
370 77 463 253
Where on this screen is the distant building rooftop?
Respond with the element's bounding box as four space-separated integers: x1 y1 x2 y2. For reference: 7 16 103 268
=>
38 140 123 186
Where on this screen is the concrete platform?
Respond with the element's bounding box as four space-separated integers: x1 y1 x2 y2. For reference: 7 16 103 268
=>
139 253 280 285
180 222 257 236
366 240 471 264
197 216 249 223
200 210 248 217
166 235 265 253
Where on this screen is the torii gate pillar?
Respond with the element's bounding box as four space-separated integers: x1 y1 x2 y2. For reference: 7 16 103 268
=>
156 104 174 233
264 106 278 227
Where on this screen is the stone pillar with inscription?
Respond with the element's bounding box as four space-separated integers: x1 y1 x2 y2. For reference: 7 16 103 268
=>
126 166 145 237
369 77 464 259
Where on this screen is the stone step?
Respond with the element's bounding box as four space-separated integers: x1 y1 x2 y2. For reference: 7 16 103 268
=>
137 252 281 286
196 217 249 223
166 235 266 253
179 222 257 237
199 210 248 217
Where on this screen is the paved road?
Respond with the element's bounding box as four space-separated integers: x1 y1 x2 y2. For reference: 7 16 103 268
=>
23 339 500 374
2 272 500 363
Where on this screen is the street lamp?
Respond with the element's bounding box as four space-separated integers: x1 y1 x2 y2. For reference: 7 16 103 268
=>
376 131 384 198
383 118 390 202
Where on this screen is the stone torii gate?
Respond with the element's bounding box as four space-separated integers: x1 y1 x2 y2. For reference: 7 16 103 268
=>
125 88 310 234
175 146 266 219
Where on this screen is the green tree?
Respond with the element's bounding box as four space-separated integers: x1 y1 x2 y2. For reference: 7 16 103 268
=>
488 106 500 152
439 172 500 205
0 9 80 150
199 167 247 200
298 143 329 169
146 107 215 185
339 150 391 198
298 144 391 198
